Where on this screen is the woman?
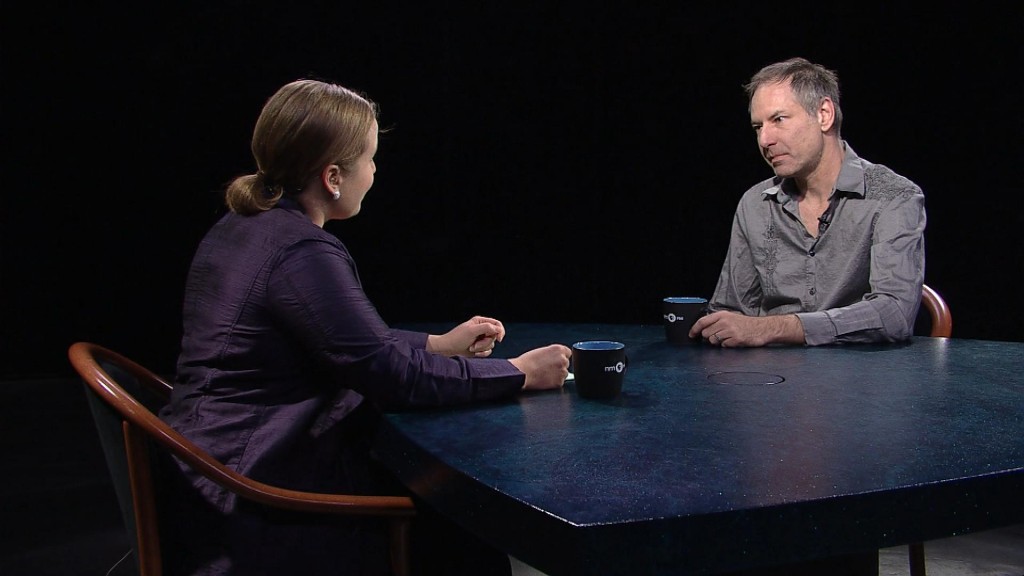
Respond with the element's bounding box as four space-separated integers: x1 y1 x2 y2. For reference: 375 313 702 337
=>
159 79 571 576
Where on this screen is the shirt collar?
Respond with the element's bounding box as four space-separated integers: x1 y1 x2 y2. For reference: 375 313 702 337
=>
834 141 866 197
762 140 867 202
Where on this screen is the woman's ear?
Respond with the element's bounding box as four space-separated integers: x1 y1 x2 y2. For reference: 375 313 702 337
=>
321 163 344 200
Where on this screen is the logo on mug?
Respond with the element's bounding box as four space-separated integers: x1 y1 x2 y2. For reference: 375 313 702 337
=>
664 313 685 323
603 362 626 373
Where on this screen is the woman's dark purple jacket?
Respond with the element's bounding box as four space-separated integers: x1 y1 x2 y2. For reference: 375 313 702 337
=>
158 200 524 575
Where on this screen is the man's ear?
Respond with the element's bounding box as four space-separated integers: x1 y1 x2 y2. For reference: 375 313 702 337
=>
818 97 836 132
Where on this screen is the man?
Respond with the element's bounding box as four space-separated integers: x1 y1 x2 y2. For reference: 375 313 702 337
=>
690 57 926 347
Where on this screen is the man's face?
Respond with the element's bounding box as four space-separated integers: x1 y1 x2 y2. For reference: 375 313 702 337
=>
749 80 826 180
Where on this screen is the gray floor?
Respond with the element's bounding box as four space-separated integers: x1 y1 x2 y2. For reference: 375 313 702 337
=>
878 531 1024 576
509 526 1024 576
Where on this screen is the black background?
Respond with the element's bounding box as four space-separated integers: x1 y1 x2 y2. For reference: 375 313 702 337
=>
4 3 1022 377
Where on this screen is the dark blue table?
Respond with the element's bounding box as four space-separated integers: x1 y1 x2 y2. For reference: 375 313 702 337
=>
373 324 1024 575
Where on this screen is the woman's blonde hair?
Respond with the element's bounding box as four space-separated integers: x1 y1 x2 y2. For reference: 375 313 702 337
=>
225 79 378 215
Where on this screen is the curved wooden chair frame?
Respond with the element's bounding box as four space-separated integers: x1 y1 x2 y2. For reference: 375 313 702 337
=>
921 283 952 338
69 341 415 576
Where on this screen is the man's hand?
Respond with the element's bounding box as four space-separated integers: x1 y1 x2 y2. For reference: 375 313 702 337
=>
689 311 805 347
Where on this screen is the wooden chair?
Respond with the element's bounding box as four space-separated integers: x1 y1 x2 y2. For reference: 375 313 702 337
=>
906 284 952 576
69 341 416 576
920 283 953 338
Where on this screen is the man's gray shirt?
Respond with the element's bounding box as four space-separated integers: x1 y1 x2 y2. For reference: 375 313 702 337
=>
709 143 926 345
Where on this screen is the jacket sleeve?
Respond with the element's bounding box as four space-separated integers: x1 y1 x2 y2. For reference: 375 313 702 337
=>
267 239 525 407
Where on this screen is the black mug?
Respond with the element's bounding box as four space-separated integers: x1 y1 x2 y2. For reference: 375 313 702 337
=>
663 297 708 345
571 340 628 400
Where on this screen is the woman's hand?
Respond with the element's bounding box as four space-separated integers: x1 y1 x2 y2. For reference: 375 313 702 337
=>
509 344 572 391
426 315 507 358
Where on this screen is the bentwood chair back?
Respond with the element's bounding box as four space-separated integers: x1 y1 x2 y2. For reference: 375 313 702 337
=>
69 341 416 576
920 284 952 338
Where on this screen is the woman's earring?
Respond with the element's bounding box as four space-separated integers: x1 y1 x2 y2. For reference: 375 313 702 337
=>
329 173 341 200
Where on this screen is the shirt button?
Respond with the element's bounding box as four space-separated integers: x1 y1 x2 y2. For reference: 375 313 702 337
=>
809 288 816 295
809 250 815 256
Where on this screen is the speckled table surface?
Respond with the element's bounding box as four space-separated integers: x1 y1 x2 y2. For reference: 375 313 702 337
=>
375 324 1024 576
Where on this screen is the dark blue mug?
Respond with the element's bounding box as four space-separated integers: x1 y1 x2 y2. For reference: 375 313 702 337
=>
663 296 708 345
571 340 628 400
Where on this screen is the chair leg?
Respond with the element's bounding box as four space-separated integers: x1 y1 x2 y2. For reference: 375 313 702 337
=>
390 517 412 576
908 542 926 576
